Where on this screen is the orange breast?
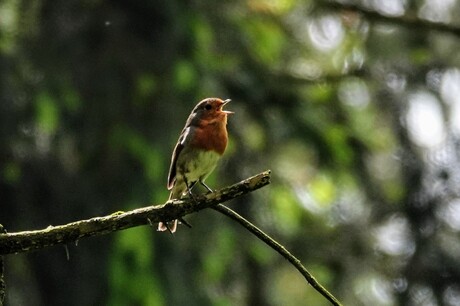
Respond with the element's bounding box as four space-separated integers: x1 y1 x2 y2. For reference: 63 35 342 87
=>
190 116 228 155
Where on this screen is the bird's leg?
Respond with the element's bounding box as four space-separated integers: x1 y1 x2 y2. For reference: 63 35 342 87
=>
184 177 197 202
200 180 214 194
177 177 196 229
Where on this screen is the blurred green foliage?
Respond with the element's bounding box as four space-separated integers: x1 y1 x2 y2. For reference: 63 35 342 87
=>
2 0 460 305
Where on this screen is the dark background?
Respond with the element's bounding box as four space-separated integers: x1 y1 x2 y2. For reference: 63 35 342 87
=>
1 0 460 305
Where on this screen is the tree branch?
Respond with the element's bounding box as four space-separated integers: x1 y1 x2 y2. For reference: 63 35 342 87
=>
1 170 343 305
318 0 460 38
213 204 343 306
0 171 271 255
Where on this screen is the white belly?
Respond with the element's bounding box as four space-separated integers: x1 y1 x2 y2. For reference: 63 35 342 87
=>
184 150 221 183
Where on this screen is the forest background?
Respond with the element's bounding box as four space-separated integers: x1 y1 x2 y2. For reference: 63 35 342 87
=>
1 0 460 305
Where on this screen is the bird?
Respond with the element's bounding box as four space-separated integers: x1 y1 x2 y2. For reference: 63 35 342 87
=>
158 97 233 233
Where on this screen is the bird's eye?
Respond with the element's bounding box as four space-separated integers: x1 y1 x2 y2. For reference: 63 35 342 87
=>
205 104 212 110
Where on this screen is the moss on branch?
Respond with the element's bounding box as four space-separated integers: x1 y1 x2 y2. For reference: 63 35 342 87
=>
0 171 271 255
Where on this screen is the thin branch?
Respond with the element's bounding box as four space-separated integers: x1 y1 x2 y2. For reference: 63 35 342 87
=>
0 224 5 305
318 1 460 38
0 256 3 306
0 171 271 255
274 67 367 86
213 204 343 306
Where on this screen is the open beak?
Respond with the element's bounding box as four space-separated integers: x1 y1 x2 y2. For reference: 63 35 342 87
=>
221 99 234 114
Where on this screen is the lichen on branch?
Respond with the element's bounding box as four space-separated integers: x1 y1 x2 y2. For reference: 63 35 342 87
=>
0 171 271 255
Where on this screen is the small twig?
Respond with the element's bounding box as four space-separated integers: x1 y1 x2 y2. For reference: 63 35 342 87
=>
213 204 343 306
64 245 70 261
0 224 6 305
0 171 271 255
318 0 460 38
0 255 4 306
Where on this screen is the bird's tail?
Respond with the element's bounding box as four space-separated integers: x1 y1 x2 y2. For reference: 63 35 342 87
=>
157 184 185 233
157 220 178 233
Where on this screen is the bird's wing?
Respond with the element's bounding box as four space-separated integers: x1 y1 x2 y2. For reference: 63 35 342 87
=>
167 126 191 190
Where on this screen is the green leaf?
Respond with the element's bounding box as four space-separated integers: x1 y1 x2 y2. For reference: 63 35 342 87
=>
36 91 59 134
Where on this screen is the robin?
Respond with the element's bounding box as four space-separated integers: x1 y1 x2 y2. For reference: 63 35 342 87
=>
158 97 233 233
